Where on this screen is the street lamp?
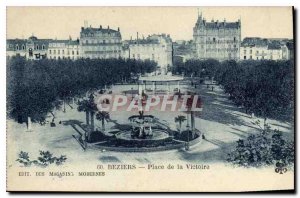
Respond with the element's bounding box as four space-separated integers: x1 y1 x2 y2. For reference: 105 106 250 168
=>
185 113 190 151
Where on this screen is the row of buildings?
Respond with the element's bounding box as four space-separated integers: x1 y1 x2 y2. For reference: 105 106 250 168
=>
180 13 293 62
6 23 173 72
7 14 294 72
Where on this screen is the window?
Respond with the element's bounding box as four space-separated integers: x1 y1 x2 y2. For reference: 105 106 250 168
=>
36 45 39 50
213 38 216 42
244 50 246 54
152 54 155 60
250 55 252 59
256 51 259 54
86 40 88 44
72 51 74 55
58 50 60 55
137 54 140 59
244 56 246 60
22 45 25 50
132 54 135 59
16 45 19 50
77 51 79 55
54 50 56 55
49 50 52 54
250 50 252 54
234 37 236 42
42 45 45 50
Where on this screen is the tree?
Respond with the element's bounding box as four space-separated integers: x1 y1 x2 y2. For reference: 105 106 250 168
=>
7 56 157 125
174 115 187 132
96 111 110 131
77 99 91 126
77 94 98 131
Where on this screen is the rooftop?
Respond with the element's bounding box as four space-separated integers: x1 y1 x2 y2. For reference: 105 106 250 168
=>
128 34 172 45
195 14 241 29
139 74 183 82
49 39 80 45
80 26 121 36
241 37 290 50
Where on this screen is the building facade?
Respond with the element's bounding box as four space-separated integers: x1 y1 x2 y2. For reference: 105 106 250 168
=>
193 13 241 61
128 34 173 73
240 37 293 61
79 25 122 59
7 36 51 60
173 40 194 65
48 39 80 60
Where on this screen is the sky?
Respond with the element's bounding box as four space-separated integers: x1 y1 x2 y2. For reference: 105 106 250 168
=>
6 7 293 41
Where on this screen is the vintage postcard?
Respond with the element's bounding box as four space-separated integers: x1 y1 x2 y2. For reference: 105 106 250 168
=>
6 6 294 192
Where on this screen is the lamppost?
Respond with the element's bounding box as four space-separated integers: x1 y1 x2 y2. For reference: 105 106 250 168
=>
185 113 190 151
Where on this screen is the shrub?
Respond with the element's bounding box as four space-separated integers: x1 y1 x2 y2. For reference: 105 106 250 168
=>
227 122 294 168
16 150 67 167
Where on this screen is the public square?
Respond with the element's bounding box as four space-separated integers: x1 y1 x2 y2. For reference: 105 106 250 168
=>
7 80 294 166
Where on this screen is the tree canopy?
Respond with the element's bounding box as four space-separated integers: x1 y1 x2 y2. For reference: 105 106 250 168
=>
173 59 294 121
7 56 157 123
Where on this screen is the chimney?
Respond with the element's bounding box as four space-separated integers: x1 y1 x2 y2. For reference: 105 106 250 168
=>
100 25 102 29
118 27 120 32
84 20 88 28
137 32 139 40
108 25 110 29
